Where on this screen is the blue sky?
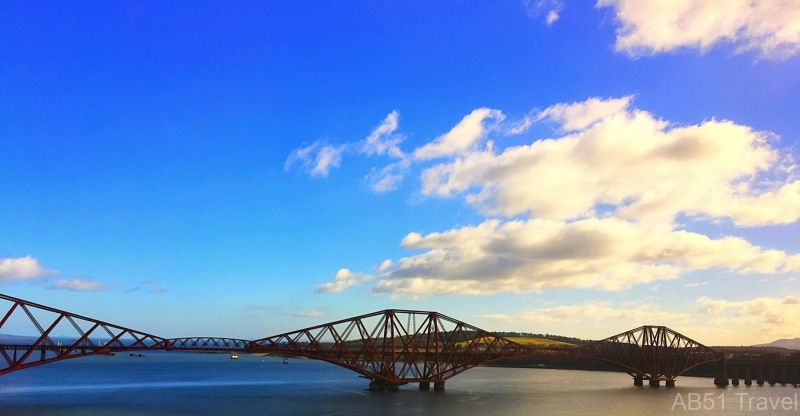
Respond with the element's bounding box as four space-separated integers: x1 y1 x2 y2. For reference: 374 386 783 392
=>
1 1 799 344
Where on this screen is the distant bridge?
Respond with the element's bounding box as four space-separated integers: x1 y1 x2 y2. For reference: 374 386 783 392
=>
0 293 797 390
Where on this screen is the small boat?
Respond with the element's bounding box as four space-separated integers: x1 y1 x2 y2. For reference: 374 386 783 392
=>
231 352 239 360
283 357 289 364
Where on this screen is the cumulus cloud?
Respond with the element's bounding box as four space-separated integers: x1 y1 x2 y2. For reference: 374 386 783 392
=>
312 97 800 297
421 97 799 226
314 269 373 293
598 0 800 59
697 295 800 338
370 217 793 296
50 277 113 292
0 256 59 283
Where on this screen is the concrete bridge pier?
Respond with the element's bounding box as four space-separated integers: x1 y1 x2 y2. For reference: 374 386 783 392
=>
649 379 660 387
757 364 764 386
744 363 752 386
633 376 644 386
731 364 740 386
665 380 675 387
780 366 788 385
419 382 430 390
433 381 445 391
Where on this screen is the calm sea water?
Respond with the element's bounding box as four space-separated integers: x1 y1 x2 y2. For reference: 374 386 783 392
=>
1 352 798 415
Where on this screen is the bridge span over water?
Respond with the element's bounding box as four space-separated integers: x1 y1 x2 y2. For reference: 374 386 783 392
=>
0 293 797 390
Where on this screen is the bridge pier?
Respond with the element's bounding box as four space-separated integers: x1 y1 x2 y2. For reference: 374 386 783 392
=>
744 363 752 386
433 381 446 391
633 377 644 386
769 363 777 386
368 380 386 391
649 379 660 387
756 364 764 385
781 366 788 385
419 382 430 390
714 359 729 386
731 363 739 386
665 380 675 387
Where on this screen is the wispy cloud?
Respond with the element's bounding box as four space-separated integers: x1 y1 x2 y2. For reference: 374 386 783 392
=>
50 277 114 292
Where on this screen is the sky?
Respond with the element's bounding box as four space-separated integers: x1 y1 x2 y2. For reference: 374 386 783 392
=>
1 0 799 346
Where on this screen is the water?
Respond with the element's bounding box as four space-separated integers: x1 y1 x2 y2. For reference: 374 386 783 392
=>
1 352 798 415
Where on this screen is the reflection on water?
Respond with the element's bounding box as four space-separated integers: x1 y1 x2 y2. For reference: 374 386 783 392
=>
1 352 797 415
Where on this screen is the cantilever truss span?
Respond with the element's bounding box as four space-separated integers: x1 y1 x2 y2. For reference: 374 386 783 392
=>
573 325 722 381
0 293 554 380
247 309 569 383
1 293 722 386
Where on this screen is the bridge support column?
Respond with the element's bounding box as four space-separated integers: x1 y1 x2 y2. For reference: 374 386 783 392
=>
665 380 675 387
731 363 739 386
387 384 400 392
768 364 777 386
756 364 764 385
714 358 729 386
368 380 389 391
633 377 644 386
433 381 445 391
744 363 752 386
649 379 660 387
419 382 430 390
780 366 788 385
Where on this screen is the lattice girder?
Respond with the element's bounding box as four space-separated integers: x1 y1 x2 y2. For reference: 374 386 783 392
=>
250 309 537 382
574 325 722 380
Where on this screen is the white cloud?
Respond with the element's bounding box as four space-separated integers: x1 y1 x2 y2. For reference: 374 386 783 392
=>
536 96 632 131
50 277 113 292
285 141 345 178
420 98 799 226
524 0 565 26
684 281 709 288
413 108 505 160
784 254 800 271
365 161 409 193
697 295 800 339
0 256 58 283
598 0 800 59
479 302 690 326
292 309 326 318
361 110 406 159
314 269 373 293
376 259 393 272
313 97 800 298
369 217 793 296
286 111 411 189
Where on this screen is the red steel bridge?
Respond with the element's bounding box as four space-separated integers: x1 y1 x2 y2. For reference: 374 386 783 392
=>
0 293 796 390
